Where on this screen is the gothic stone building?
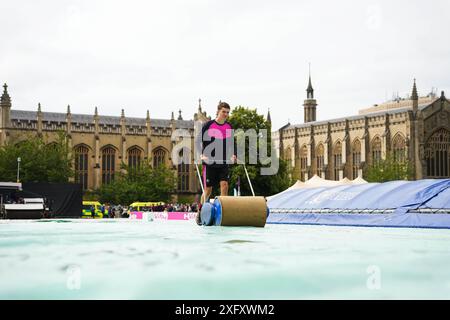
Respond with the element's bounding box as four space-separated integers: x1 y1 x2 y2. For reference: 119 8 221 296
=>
276 77 450 181
0 84 210 196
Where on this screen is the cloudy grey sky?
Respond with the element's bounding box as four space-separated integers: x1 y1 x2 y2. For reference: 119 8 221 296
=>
1 0 449 130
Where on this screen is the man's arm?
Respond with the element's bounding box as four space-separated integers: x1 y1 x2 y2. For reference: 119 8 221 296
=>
199 120 212 162
228 122 237 163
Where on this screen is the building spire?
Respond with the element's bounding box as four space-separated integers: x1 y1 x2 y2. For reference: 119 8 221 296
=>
411 78 418 100
267 108 272 124
94 106 98 116
36 103 43 135
178 109 183 120
171 111 174 121
303 64 317 123
121 109 125 117
307 63 314 99
411 79 419 112
1 83 11 104
146 109 150 120
67 105 71 114
198 98 202 112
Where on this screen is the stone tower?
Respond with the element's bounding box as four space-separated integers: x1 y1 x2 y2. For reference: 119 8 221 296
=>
0 83 12 145
193 98 209 122
303 69 317 123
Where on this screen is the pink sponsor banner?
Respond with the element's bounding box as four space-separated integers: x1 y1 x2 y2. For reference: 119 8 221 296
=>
129 211 143 219
130 211 196 221
153 211 196 220
167 212 188 220
153 212 168 220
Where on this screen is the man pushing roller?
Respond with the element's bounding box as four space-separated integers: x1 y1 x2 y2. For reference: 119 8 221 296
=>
196 101 237 225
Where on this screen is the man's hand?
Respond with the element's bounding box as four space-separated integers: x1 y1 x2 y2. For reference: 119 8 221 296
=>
230 155 237 163
201 154 209 162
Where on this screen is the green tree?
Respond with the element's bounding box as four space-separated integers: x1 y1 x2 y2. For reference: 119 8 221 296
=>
227 106 291 197
96 161 176 205
0 132 73 182
364 153 413 182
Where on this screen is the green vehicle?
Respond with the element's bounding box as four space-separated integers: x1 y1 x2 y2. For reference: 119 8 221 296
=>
82 201 108 218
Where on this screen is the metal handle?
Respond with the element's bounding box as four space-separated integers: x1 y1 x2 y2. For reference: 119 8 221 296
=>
195 163 205 195
243 164 255 197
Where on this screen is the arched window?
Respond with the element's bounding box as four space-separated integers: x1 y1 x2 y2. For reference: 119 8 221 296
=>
128 147 142 171
316 144 324 177
333 141 342 181
300 145 308 181
177 149 190 192
371 137 382 164
352 140 361 179
425 128 450 178
153 148 166 168
74 145 89 190
392 134 406 162
102 146 116 185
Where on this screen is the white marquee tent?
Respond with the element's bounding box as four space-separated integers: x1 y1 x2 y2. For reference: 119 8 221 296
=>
266 175 368 200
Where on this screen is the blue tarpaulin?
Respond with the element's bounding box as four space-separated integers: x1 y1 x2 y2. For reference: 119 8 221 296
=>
267 179 450 229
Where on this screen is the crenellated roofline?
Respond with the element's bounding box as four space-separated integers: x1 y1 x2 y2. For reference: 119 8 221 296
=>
10 109 195 129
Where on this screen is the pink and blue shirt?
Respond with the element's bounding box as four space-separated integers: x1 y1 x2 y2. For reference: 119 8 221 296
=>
201 120 236 167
